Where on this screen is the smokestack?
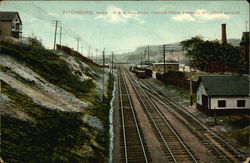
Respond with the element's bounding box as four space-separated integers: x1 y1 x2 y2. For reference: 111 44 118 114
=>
221 24 227 43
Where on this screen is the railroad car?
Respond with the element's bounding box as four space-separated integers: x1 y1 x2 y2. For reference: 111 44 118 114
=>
135 70 146 78
144 69 152 78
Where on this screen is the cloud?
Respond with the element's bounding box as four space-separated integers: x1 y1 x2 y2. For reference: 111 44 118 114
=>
95 5 144 24
172 9 229 22
172 14 195 22
48 12 58 17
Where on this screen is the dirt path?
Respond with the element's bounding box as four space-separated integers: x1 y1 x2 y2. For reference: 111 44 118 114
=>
113 80 121 163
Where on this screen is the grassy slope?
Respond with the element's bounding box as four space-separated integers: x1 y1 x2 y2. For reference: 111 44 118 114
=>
0 41 114 162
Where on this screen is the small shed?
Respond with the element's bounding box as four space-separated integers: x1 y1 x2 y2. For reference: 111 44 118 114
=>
196 75 250 115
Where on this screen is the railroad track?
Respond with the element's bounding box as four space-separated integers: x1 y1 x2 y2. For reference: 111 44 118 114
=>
137 76 247 162
118 68 150 163
123 69 198 163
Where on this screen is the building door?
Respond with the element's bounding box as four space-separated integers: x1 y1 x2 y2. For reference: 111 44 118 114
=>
202 95 208 111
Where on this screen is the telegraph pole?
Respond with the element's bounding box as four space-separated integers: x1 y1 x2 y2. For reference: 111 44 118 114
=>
59 26 62 49
163 44 166 73
148 45 149 62
53 20 59 50
102 48 105 103
112 51 114 75
141 52 142 68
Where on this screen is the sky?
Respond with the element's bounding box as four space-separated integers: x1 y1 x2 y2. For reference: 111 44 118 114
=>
0 1 249 56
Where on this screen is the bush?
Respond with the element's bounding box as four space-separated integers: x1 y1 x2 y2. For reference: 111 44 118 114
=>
1 81 105 163
1 41 95 98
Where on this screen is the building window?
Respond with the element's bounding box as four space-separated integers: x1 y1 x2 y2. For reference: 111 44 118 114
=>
237 100 245 107
218 100 226 107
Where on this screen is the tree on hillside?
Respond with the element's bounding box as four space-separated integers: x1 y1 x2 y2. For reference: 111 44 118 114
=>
27 33 44 49
180 36 246 73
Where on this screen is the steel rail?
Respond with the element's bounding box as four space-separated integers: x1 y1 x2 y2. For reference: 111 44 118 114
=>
140 79 247 162
118 69 128 163
118 67 149 163
139 81 231 162
120 69 149 163
125 69 198 163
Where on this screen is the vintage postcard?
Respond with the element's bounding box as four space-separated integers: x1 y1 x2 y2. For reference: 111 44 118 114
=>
0 1 249 163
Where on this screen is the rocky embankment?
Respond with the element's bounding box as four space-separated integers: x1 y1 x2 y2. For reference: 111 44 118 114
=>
0 40 114 162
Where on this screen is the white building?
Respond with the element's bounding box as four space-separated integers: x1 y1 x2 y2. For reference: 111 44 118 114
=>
196 75 249 115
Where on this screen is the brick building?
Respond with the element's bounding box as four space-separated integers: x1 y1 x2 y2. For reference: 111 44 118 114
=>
240 32 249 73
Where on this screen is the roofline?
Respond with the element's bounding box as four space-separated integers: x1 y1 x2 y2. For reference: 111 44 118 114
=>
153 62 179 65
208 95 249 97
0 12 22 24
16 12 22 24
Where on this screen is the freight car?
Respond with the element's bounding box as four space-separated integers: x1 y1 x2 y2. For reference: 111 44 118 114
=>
135 70 146 78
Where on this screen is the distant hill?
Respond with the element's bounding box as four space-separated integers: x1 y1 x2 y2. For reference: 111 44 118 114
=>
117 43 183 64
227 38 241 47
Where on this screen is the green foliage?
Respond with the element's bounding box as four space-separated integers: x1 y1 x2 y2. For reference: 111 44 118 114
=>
228 126 249 146
0 41 115 163
1 41 95 99
1 81 107 163
27 36 44 49
0 65 14 73
180 35 204 51
180 36 246 73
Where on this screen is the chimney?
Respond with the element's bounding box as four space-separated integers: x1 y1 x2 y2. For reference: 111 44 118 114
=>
221 24 227 43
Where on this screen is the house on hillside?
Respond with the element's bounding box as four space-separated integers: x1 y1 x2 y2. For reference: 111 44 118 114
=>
196 75 250 116
0 11 22 39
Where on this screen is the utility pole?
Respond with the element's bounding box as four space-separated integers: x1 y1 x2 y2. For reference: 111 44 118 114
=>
76 37 79 52
59 26 62 49
102 48 105 103
53 20 59 50
163 44 166 73
112 51 114 75
190 74 193 106
148 45 149 62
141 52 142 68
